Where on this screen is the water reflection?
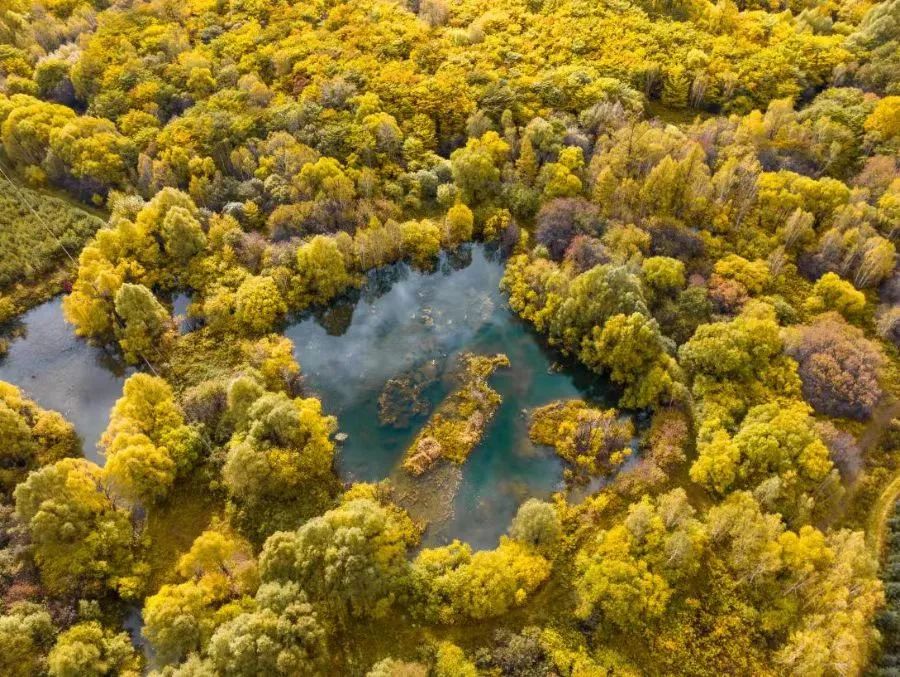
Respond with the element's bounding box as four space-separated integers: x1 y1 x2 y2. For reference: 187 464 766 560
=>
0 298 129 463
285 245 618 549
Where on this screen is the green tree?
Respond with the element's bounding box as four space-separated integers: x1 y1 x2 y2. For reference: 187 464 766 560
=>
259 498 417 620
223 389 338 539
113 283 171 365
450 131 510 205
551 264 648 354
580 312 682 408
641 256 686 303
509 499 561 553
203 582 328 676
691 400 837 525
161 206 206 266
575 489 704 629
14 458 139 596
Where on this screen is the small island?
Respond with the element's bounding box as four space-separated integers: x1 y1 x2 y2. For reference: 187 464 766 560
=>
402 352 510 475
529 399 634 479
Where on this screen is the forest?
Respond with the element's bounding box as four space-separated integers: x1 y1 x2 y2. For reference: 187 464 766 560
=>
0 0 898 673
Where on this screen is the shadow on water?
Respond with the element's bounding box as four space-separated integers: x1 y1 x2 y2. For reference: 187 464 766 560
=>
0 297 130 463
285 245 621 549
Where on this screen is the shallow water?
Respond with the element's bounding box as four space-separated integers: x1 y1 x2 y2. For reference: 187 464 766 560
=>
0 298 129 463
286 246 617 548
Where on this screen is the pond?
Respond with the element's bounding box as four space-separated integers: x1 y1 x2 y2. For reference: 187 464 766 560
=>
0 297 129 463
285 245 618 549
0 249 622 547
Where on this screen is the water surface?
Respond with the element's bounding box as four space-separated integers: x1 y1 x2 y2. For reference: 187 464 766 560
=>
0 298 129 462
286 246 616 548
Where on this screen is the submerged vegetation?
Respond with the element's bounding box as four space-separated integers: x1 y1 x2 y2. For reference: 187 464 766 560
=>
403 352 509 475
0 0 897 672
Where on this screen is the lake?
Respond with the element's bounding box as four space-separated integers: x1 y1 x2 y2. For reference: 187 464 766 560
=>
285 245 616 548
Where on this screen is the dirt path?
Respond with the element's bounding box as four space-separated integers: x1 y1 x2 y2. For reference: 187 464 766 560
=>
870 473 900 557
863 397 900 557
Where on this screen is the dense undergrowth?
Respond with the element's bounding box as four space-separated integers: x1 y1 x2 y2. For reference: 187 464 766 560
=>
0 182 104 352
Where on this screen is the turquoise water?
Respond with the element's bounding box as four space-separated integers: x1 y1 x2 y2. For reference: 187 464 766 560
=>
0 248 619 546
0 298 129 463
285 246 617 548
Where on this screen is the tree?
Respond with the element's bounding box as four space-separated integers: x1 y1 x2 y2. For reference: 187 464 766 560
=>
450 131 509 204
442 203 474 247
690 400 837 525
223 389 338 539
14 458 139 596
516 135 538 184
413 538 551 623
783 314 885 420
705 491 784 585
641 256 686 302
102 373 198 504
143 579 237 665
550 264 648 354
803 272 866 321
712 255 769 296
580 312 682 408
48 622 139 677
203 582 328 676
528 400 633 476
434 642 477 677
235 275 287 334
574 525 672 629
509 499 561 552
143 527 258 665
104 432 176 505
259 498 417 620
864 95 899 151
367 658 428 676
0 603 56 677
293 236 354 309
678 304 800 428
534 198 600 261
0 381 80 495
48 116 135 193
399 219 441 268
539 153 583 199
161 206 206 266
1 97 75 166
113 283 172 365
575 489 705 629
